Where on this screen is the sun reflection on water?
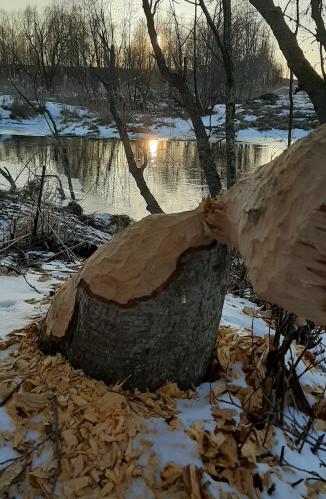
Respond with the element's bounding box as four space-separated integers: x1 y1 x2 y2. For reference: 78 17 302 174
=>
148 139 158 158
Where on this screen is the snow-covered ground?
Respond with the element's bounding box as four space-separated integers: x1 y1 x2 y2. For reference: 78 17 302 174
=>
0 91 316 145
0 252 325 497
0 257 78 340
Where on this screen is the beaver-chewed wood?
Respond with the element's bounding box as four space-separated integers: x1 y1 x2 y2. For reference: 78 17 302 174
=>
41 243 229 391
62 243 228 390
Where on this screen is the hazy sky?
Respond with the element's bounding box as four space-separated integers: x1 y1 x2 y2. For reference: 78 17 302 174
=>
2 0 50 9
2 0 322 74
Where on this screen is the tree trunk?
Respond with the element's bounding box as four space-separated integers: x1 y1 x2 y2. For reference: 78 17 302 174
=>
311 0 326 51
288 0 299 148
198 0 236 187
288 71 294 147
183 86 222 195
225 84 236 187
142 0 222 196
222 0 236 188
193 0 204 115
33 163 46 238
0 167 17 192
88 37 162 215
107 90 163 214
249 0 326 123
48 243 229 391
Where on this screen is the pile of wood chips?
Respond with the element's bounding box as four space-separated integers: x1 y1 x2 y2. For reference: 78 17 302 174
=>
0 324 324 498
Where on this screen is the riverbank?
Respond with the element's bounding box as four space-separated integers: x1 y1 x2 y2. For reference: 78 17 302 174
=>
0 90 316 145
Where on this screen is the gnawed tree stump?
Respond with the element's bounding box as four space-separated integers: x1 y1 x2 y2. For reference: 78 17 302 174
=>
51 244 228 390
40 208 230 390
41 125 326 390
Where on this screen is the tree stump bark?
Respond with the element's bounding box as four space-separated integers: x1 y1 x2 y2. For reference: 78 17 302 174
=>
41 207 230 391
61 243 228 390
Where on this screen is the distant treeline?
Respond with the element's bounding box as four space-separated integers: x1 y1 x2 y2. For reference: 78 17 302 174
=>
0 2 282 109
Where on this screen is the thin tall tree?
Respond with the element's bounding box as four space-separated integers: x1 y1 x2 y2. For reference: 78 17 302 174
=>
198 0 236 188
143 0 222 196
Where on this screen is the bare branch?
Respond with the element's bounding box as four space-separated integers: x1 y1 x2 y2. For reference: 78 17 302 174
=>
249 0 326 123
311 0 326 51
142 0 222 196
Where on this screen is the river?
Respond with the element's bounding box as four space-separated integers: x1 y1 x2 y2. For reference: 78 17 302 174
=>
0 135 285 220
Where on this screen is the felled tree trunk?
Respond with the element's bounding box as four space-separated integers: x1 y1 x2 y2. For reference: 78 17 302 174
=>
204 125 326 325
41 125 326 389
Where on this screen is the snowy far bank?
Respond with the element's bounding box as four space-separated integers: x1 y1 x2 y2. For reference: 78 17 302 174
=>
0 91 316 145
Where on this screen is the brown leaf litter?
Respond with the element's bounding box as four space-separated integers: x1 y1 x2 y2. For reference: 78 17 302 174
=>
0 324 324 498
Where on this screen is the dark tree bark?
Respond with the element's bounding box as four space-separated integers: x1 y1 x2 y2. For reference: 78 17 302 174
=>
199 0 236 188
249 0 326 123
311 0 326 51
59 243 229 391
222 0 236 188
33 163 46 237
40 204 231 392
288 0 299 148
0 167 17 192
288 70 294 147
142 0 222 196
193 0 204 115
106 84 163 214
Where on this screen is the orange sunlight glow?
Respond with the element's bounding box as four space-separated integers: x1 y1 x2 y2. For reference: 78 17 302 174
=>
148 139 158 158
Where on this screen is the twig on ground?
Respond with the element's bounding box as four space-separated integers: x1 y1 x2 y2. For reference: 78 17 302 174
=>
22 274 42 294
0 379 24 408
50 396 61 495
0 233 33 254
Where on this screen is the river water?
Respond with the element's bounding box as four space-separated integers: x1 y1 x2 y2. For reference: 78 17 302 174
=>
0 135 284 220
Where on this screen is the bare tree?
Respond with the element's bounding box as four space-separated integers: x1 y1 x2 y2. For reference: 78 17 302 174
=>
21 5 67 90
288 0 300 147
198 0 236 187
143 0 222 196
0 2 281 111
12 84 76 201
87 0 162 214
249 0 326 123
